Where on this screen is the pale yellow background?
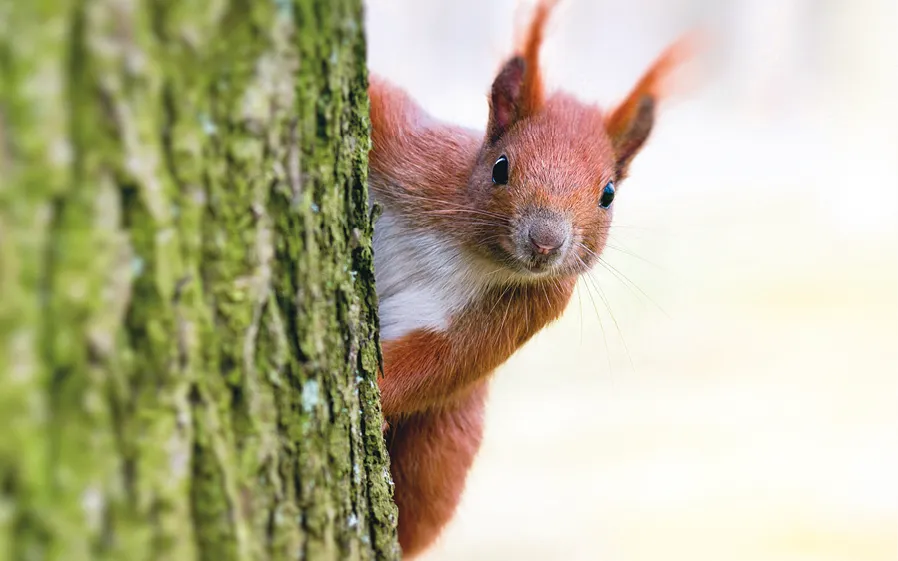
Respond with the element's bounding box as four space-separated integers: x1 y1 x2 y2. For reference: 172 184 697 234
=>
366 1 898 560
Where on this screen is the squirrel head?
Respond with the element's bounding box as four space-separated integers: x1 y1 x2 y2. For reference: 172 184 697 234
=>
464 0 691 279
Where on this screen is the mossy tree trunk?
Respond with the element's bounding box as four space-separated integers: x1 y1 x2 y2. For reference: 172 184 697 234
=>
0 0 399 560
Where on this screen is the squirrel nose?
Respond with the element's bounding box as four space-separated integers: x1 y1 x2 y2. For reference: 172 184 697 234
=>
528 222 567 255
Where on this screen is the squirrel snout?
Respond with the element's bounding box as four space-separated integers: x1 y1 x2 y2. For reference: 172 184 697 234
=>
525 214 570 257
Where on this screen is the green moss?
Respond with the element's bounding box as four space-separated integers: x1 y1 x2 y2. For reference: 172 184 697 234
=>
0 0 398 559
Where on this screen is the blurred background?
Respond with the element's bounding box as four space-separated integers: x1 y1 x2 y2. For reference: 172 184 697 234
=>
366 1 897 560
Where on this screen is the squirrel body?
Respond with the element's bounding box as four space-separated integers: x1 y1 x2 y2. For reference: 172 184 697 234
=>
369 1 689 556
370 76 577 416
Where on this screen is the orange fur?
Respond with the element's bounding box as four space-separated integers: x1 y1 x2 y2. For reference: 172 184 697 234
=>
387 382 489 558
516 0 558 117
369 2 690 556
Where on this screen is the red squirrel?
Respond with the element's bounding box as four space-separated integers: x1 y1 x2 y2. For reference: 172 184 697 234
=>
369 1 690 556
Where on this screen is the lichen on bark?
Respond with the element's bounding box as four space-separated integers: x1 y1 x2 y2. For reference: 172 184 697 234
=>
0 0 399 560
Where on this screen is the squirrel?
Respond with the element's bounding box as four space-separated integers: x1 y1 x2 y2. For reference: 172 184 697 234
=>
368 0 690 556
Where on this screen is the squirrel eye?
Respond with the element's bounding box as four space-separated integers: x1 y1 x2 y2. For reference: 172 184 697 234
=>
599 181 615 209
492 155 509 185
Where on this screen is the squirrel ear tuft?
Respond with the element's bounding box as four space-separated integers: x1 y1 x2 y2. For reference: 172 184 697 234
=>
605 34 696 178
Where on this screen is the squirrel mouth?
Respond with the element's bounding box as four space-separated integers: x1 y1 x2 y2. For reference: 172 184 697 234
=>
505 251 565 278
488 235 568 278
520 257 562 276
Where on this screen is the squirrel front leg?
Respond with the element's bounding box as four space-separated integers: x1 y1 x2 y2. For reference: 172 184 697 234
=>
386 381 488 558
378 329 459 417
377 285 573 416
378 327 505 416
377 283 572 417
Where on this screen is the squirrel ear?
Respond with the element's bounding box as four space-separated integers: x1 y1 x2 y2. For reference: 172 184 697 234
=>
486 0 556 144
606 94 656 179
487 56 526 143
606 36 694 178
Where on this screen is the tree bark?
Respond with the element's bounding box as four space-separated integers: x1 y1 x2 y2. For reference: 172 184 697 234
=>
0 1 399 560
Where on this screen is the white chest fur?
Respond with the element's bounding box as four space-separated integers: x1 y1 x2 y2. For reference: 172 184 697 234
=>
373 209 497 341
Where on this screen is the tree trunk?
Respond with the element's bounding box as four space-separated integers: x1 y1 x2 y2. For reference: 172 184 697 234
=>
0 1 399 560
